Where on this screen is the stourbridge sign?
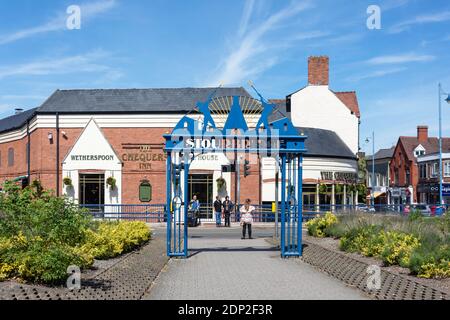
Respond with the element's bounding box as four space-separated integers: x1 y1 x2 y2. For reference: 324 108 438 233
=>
163 85 307 258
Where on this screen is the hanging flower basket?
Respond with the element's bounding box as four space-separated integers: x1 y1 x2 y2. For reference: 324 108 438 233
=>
216 177 226 191
63 177 72 187
334 184 343 193
106 176 116 190
319 183 328 194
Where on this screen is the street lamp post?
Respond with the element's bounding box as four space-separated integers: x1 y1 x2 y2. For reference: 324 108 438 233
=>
365 132 375 207
438 83 450 205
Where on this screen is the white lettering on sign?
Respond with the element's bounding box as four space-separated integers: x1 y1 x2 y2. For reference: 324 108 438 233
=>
186 138 220 149
71 154 115 161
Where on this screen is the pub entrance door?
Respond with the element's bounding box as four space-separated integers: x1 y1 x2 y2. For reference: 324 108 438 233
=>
188 173 214 221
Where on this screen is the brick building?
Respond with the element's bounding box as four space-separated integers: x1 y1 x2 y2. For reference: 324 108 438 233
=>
0 56 362 216
389 125 450 204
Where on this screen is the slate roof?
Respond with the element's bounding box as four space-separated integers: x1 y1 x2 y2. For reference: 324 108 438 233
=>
0 108 38 134
366 146 395 161
38 87 251 113
0 88 356 160
297 127 356 159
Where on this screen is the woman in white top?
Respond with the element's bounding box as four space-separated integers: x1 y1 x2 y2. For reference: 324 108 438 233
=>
240 198 255 239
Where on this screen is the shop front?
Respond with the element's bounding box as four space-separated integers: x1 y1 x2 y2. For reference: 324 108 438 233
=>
389 186 413 205
62 119 122 215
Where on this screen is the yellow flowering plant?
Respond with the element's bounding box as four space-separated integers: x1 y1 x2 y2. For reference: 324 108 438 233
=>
306 212 338 238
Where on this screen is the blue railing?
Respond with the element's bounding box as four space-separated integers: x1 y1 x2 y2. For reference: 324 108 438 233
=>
80 203 449 222
80 204 167 222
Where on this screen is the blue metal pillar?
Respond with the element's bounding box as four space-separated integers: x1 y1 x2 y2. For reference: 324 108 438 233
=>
280 154 286 257
297 154 303 256
183 160 189 257
166 152 172 256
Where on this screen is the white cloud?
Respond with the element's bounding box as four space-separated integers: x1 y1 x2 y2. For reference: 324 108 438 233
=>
208 1 313 86
0 49 121 80
389 10 450 33
238 0 255 38
346 67 407 82
292 30 330 41
0 0 116 45
366 53 435 65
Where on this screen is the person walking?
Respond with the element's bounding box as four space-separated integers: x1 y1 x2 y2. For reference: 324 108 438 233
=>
188 195 200 226
213 196 222 227
240 198 255 239
222 196 233 227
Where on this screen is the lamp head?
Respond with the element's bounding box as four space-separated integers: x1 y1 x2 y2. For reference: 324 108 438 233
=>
445 94 450 104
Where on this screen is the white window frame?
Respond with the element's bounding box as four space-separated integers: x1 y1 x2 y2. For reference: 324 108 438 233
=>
444 161 450 178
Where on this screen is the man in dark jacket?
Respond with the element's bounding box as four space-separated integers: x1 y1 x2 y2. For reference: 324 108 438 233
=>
222 196 234 227
213 196 222 227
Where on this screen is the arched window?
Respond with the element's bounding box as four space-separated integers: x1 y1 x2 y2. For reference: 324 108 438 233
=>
139 180 152 202
7 148 14 167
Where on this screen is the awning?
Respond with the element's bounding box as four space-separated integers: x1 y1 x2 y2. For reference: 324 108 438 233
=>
12 175 28 182
366 191 385 199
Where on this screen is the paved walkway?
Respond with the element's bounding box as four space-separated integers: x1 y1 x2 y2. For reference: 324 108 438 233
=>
144 227 368 300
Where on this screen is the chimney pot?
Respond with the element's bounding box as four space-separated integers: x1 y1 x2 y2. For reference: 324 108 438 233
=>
308 56 329 86
14 108 24 115
417 125 428 143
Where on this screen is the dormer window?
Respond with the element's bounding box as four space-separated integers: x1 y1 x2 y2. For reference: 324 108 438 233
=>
415 150 425 157
414 144 425 157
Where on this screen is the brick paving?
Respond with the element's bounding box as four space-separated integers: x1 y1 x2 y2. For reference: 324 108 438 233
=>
143 227 368 300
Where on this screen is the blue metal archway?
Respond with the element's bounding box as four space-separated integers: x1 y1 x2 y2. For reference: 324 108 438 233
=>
163 87 307 258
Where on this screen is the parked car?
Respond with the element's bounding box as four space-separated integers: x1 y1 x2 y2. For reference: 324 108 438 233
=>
411 204 431 216
356 204 375 212
431 205 446 216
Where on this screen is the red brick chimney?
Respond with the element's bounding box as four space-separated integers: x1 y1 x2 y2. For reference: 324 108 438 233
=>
308 56 329 86
417 125 428 143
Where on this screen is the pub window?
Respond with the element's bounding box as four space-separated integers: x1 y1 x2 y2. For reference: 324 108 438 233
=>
139 180 152 202
0 150 2 167
419 164 427 179
7 148 14 167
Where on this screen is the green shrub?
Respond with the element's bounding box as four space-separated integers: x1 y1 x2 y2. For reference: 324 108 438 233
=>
306 212 338 237
409 242 450 278
339 225 384 256
14 242 92 284
0 181 151 284
0 181 92 246
380 231 420 267
77 221 151 260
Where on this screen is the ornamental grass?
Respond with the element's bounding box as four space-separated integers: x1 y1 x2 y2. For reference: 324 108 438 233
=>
306 211 450 279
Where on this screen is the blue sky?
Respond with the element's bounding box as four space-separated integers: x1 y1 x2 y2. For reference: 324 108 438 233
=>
0 0 450 154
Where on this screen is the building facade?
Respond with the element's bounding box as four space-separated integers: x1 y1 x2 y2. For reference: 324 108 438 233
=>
0 56 361 215
417 152 450 204
389 125 450 205
366 147 394 205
